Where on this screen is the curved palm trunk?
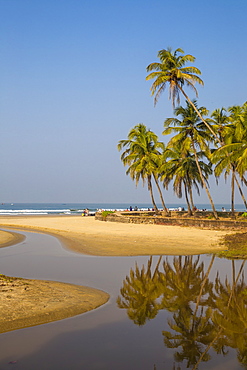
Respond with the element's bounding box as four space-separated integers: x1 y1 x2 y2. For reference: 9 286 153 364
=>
191 141 218 220
147 175 159 214
235 175 247 210
178 86 221 143
183 180 192 216
153 174 169 215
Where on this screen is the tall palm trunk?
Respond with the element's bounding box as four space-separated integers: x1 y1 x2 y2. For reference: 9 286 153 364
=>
183 180 192 216
153 174 169 215
235 175 247 210
183 95 247 212
147 175 159 213
231 170 235 216
242 175 247 187
188 184 195 212
219 135 247 211
191 141 218 219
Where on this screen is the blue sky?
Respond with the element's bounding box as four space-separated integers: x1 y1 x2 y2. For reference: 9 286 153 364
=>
1 0 247 204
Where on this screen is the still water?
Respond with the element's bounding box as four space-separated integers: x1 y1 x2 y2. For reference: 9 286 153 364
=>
0 230 246 370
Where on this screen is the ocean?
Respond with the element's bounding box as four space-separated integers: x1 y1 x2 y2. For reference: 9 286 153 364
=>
0 202 246 215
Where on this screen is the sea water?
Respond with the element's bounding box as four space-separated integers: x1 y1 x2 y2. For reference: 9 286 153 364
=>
0 202 246 215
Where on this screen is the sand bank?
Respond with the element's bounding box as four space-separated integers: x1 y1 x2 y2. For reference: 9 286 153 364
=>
0 274 109 334
0 229 25 248
0 215 229 255
0 226 110 333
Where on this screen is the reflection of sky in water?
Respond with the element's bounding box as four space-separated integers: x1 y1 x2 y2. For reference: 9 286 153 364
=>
0 230 246 369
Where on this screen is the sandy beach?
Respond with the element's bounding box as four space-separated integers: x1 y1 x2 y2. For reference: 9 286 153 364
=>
0 215 229 256
0 215 230 333
0 229 25 248
0 273 109 334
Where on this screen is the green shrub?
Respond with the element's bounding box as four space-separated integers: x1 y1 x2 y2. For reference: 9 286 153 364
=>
241 212 247 218
101 210 115 220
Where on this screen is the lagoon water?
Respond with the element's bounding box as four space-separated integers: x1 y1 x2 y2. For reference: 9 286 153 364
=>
0 229 246 369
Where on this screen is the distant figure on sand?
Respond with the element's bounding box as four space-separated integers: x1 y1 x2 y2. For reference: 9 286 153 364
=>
130 206 132 211
222 207 226 212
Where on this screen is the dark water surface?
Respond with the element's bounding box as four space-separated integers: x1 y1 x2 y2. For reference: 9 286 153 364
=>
0 230 246 369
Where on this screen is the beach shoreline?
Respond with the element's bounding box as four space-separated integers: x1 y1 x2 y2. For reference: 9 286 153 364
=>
0 215 231 333
0 223 111 334
0 214 230 256
0 229 25 248
0 273 109 334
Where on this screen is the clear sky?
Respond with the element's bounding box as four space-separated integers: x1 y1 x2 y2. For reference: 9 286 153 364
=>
1 0 247 204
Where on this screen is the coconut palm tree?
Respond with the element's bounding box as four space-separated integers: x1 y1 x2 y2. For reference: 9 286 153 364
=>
212 148 241 215
163 100 218 219
227 103 247 182
117 124 169 214
146 47 217 140
211 103 247 212
210 107 230 145
161 145 212 215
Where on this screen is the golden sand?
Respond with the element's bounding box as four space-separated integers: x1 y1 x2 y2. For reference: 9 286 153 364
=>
0 215 229 256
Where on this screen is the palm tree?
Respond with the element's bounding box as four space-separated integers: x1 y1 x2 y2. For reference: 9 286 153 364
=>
146 47 217 140
161 145 212 215
227 103 247 184
163 100 218 219
212 148 240 215
211 103 247 212
117 124 169 214
210 107 230 145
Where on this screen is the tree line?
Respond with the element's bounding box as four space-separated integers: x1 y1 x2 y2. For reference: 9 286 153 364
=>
118 48 247 219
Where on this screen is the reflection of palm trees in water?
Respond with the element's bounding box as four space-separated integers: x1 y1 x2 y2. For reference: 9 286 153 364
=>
208 259 247 368
116 256 162 325
161 255 216 368
117 255 247 369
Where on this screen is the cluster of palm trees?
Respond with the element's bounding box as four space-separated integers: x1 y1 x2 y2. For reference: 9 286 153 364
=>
118 47 247 219
117 256 247 368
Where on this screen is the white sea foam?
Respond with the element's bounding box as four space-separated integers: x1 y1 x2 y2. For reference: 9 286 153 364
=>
0 209 71 215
